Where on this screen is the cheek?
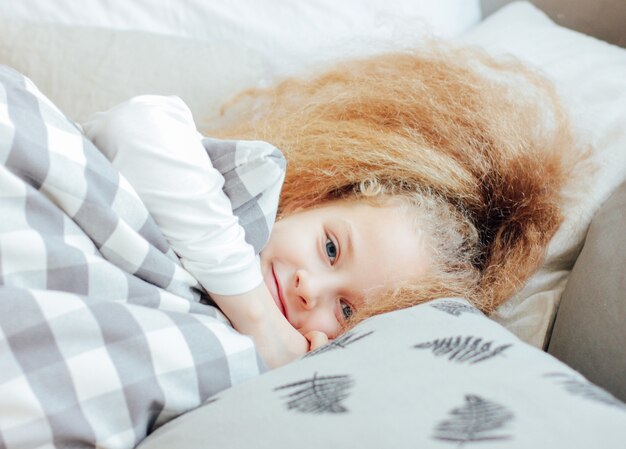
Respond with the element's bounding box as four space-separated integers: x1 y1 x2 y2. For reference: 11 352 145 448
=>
263 226 310 267
263 226 290 257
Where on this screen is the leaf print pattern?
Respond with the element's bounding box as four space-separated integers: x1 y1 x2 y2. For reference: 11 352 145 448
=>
433 395 514 444
544 373 626 411
274 372 354 414
414 336 512 364
304 330 374 358
431 300 484 316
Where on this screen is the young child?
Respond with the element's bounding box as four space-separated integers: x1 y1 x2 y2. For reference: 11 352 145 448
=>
84 42 582 369
83 94 431 368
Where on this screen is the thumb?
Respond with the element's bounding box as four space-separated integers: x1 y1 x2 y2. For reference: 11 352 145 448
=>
304 330 330 351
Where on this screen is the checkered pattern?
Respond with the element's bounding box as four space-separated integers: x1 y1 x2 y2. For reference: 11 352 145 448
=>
202 137 285 254
0 65 267 448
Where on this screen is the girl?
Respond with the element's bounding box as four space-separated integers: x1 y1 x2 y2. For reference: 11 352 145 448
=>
85 42 582 368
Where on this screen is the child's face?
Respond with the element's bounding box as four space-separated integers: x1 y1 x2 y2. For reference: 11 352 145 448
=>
259 199 431 339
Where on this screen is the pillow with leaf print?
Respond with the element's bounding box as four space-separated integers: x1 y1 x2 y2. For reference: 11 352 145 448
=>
138 298 626 449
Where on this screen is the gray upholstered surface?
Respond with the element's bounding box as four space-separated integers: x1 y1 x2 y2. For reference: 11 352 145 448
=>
547 181 626 403
481 0 626 48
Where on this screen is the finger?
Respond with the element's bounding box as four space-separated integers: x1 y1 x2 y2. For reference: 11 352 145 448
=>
304 331 329 351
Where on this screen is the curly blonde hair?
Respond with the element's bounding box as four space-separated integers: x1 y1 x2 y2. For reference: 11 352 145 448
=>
205 42 583 323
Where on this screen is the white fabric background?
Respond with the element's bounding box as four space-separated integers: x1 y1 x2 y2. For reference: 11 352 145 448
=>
0 0 481 41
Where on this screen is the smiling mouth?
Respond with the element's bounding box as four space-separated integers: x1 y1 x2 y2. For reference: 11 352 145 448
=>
272 265 287 319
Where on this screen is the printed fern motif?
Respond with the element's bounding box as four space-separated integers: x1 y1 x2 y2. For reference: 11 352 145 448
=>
274 372 354 414
544 373 626 411
304 330 374 358
433 395 514 444
431 300 484 316
414 336 512 364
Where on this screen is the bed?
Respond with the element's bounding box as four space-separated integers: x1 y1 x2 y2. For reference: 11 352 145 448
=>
1 1 625 448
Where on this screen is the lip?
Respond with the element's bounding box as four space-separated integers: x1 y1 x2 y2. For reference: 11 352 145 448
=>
271 264 288 320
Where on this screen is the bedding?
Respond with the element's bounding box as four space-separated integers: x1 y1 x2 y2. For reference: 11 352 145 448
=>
82 95 285 295
0 1 480 124
0 0 481 41
1 1 626 448
138 297 626 449
0 65 285 448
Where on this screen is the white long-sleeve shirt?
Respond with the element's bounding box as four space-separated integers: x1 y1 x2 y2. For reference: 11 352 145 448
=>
82 95 262 296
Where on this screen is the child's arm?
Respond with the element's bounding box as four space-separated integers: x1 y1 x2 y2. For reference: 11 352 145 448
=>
82 95 309 367
83 95 262 296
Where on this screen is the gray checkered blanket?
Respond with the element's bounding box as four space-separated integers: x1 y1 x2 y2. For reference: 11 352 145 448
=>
0 66 271 448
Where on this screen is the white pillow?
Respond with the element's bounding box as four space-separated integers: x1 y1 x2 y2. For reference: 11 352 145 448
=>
460 2 626 347
0 1 480 123
0 0 481 41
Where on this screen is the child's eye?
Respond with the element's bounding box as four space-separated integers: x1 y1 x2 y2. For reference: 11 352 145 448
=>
325 236 338 264
340 299 353 320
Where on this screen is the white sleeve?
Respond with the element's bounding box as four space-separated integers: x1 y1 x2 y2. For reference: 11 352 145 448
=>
82 95 262 296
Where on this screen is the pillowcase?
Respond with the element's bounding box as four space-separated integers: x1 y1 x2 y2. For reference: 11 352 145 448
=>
459 2 626 348
138 298 626 449
0 1 480 123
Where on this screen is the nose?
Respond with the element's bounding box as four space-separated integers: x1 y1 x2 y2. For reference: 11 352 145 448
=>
295 268 326 310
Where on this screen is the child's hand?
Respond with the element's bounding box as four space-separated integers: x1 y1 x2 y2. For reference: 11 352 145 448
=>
210 283 308 369
304 331 329 351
